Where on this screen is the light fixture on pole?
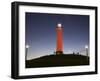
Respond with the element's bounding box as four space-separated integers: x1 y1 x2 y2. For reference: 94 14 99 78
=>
25 45 30 61
85 45 88 56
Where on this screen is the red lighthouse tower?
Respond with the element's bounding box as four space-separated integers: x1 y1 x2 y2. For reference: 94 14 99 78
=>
56 23 63 55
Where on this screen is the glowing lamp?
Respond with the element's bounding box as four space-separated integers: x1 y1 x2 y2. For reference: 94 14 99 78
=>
26 45 30 48
85 45 88 49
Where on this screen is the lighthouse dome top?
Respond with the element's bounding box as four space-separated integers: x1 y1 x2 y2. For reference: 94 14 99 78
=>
57 23 62 28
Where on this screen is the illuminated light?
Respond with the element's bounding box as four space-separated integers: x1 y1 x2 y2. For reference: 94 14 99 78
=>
26 45 30 48
57 23 62 28
85 45 88 49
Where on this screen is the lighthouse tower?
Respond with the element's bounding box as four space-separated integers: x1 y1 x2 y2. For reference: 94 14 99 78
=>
56 23 63 55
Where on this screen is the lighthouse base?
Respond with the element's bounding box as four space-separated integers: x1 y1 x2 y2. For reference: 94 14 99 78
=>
56 51 63 55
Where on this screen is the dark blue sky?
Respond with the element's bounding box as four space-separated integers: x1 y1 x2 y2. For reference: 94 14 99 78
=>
25 12 89 60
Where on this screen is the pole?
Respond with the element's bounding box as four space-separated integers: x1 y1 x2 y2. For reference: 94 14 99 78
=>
86 48 88 57
85 45 88 57
25 45 30 61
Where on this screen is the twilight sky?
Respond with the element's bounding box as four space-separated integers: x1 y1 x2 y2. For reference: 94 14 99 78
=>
25 12 89 60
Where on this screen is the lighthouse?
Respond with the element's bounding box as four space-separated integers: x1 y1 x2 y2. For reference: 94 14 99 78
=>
56 23 63 55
